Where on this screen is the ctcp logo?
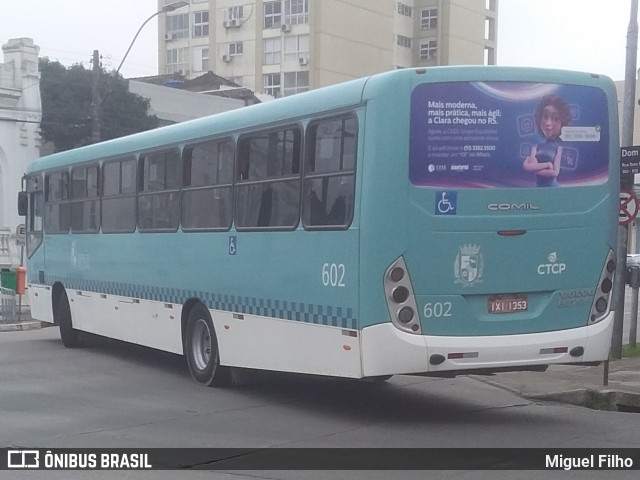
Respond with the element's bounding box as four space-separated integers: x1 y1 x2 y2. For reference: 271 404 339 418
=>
537 252 566 275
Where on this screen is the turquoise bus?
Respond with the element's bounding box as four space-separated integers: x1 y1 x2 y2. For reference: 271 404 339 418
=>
20 67 618 386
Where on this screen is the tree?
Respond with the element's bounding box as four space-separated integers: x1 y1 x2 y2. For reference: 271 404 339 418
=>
39 58 159 153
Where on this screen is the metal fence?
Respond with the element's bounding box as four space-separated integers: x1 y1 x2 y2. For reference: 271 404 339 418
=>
0 287 16 324
0 229 12 268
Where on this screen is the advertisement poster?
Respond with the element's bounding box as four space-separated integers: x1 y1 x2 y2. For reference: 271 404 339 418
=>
409 82 610 188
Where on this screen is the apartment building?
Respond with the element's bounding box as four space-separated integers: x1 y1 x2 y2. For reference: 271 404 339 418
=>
157 0 498 97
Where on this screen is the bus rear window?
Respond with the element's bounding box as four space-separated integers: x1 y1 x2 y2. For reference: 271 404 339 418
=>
410 81 610 189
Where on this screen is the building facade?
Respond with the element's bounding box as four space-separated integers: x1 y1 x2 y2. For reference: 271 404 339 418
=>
157 0 498 97
0 38 42 267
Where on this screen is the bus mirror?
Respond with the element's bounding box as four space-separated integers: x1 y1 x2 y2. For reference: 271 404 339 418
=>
17 191 28 216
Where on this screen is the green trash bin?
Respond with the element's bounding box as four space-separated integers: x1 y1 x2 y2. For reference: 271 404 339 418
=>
0 269 16 292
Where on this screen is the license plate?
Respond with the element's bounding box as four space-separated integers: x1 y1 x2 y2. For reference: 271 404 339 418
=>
488 295 528 314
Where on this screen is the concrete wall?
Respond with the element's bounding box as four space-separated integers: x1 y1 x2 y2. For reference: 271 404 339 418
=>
129 80 245 125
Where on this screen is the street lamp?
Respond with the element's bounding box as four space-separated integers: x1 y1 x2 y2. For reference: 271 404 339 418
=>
115 1 189 75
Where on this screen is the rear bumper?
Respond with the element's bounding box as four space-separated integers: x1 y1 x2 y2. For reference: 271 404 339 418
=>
360 311 613 377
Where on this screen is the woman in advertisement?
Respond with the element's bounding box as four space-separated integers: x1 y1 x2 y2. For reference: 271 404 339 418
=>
523 94 572 186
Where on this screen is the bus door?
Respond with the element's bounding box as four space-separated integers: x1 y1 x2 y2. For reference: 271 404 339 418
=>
22 174 45 283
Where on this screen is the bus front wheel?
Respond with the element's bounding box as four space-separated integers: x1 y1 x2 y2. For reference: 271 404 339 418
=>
185 304 230 387
55 292 81 348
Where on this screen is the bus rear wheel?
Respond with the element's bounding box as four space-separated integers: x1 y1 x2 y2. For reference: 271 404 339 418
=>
55 292 81 348
185 304 230 387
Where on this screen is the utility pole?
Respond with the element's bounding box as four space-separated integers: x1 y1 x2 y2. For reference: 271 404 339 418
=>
91 50 101 143
612 0 639 359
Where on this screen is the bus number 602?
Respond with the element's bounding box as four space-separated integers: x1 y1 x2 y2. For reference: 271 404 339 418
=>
423 302 452 318
322 263 346 287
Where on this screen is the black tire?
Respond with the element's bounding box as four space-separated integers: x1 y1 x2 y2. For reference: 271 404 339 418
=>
185 304 230 387
55 292 81 348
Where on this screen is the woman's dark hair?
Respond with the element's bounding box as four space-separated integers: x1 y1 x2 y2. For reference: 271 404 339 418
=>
534 94 572 137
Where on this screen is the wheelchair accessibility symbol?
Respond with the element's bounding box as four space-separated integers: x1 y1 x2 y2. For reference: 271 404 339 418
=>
435 191 457 215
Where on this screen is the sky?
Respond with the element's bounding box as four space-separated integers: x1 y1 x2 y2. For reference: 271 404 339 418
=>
0 0 636 81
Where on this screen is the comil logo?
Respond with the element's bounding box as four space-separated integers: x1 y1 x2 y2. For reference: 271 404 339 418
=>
8 450 39 469
538 252 567 275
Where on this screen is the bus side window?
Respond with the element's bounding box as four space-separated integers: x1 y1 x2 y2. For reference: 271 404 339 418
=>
182 139 234 231
138 149 181 232
70 164 100 233
235 126 301 230
303 115 357 230
44 171 70 234
102 158 137 233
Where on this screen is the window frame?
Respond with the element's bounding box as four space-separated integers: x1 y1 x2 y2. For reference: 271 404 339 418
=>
137 148 182 233
264 1 282 29
263 73 282 97
166 13 189 39
101 156 138 234
263 37 282 65
420 39 438 61
200 48 210 71
283 34 309 62
181 137 235 232
396 34 412 49
193 11 209 37
228 41 244 57
421 8 438 30
227 5 244 21
302 113 359 231
44 169 71 234
166 48 189 74
69 162 101 234
283 71 310 97
284 0 309 26
397 3 413 17
234 123 303 232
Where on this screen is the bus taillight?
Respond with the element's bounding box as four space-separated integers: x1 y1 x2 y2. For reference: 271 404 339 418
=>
588 250 616 325
389 267 405 282
392 286 410 303
384 257 421 334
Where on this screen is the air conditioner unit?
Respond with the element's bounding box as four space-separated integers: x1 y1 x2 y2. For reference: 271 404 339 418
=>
164 34 170 40
281 24 291 33
221 54 231 63
298 56 309 66
224 19 240 28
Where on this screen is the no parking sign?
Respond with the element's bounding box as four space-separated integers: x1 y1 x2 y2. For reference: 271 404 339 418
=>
620 189 640 225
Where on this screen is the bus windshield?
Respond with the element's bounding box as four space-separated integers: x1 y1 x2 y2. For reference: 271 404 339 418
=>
410 81 609 189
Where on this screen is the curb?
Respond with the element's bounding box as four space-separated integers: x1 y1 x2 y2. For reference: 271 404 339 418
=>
527 389 640 412
0 320 47 332
471 376 640 412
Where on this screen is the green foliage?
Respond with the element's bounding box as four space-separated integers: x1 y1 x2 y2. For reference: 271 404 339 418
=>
584 389 613 411
622 344 640 358
39 58 158 152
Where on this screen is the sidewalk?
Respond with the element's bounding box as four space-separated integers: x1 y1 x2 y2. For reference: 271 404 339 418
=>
473 356 640 412
1 310 639 411
0 310 46 332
